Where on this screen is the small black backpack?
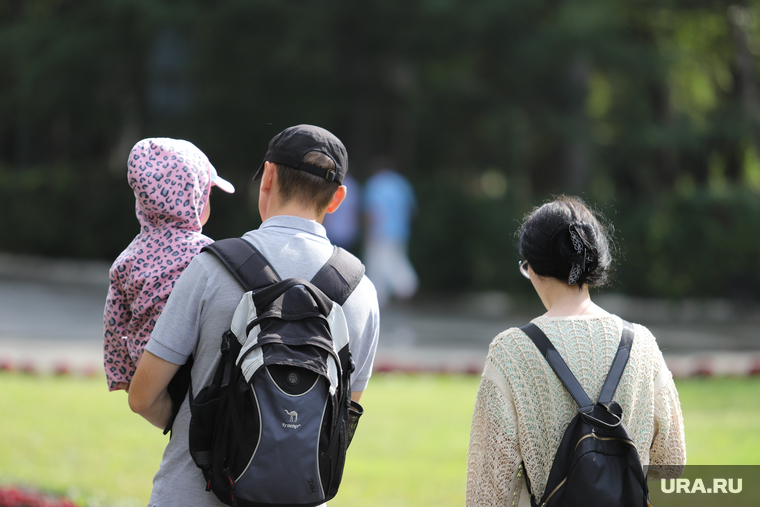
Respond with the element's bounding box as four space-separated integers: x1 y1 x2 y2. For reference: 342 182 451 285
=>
188 238 365 507
520 320 650 507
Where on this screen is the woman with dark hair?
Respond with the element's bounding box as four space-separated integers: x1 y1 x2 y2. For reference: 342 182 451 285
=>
466 196 686 506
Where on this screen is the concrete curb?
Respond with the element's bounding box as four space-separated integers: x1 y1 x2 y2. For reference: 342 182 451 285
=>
1 343 759 379
0 340 101 378
373 350 760 378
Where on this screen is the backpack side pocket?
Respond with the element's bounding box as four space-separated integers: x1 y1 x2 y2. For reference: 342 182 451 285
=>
188 382 220 472
346 399 363 449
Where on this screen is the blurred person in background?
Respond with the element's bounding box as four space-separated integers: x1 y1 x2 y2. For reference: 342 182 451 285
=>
362 158 418 307
466 195 686 506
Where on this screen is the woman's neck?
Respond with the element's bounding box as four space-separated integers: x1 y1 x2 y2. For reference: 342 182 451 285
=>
536 278 609 318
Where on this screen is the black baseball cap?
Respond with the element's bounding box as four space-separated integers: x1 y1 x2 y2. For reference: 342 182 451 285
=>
254 124 348 184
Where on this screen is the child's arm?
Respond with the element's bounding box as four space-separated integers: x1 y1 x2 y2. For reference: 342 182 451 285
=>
103 277 135 391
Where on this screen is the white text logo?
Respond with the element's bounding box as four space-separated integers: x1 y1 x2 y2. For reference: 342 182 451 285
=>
661 478 742 494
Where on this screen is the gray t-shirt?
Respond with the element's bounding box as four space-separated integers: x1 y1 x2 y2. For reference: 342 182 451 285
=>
145 215 380 507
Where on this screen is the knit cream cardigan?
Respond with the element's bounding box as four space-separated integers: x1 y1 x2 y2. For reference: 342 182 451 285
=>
466 315 686 507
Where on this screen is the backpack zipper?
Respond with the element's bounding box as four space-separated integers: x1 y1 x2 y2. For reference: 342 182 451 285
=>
540 432 638 506
541 477 567 506
574 432 637 451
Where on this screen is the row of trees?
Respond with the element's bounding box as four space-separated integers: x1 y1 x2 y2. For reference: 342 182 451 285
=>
1 0 759 299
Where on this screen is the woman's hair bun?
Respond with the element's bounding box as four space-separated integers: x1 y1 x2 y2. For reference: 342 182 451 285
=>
518 196 613 288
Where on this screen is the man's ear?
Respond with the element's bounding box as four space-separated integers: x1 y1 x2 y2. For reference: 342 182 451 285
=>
259 161 276 192
325 184 347 214
258 162 278 221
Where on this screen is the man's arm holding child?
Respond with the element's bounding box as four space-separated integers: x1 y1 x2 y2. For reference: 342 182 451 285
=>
129 351 180 429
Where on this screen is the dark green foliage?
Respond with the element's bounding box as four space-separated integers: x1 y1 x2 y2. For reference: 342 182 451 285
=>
615 187 760 299
0 164 135 260
1 0 759 299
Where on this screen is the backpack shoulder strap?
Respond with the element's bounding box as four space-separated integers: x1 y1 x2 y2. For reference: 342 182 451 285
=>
201 238 280 291
520 323 594 412
597 319 635 404
310 246 365 305
521 319 636 410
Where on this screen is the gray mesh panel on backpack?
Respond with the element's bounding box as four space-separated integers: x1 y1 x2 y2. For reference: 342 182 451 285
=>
234 366 330 505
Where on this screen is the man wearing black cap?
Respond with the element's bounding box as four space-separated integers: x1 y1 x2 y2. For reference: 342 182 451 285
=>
128 125 380 506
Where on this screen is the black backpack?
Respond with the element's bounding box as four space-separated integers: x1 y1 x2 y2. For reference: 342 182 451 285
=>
519 320 650 507
188 238 365 507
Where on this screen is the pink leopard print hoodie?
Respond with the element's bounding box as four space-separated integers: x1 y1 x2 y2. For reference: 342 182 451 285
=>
103 138 224 391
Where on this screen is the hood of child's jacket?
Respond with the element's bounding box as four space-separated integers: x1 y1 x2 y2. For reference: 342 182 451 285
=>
127 138 212 231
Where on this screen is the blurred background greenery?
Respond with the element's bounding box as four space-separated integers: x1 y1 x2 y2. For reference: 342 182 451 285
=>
1 0 759 301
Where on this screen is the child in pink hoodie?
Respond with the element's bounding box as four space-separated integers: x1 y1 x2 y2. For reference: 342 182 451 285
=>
103 138 234 391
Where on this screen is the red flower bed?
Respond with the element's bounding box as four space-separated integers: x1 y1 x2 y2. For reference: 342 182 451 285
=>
0 487 77 507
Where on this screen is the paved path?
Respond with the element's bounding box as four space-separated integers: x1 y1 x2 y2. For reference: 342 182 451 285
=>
0 253 759 378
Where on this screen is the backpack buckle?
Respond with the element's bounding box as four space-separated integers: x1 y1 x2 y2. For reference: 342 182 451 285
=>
221 330 233 354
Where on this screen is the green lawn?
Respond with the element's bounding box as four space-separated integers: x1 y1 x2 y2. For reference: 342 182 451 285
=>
1 372 758 506
673 376 760 465
0 373 165 507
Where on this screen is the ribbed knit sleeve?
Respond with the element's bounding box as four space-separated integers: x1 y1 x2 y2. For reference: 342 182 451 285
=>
467 360 529 507
648 357 687 479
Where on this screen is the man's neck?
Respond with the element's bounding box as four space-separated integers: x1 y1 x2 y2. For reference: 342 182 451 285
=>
260 201 322 223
